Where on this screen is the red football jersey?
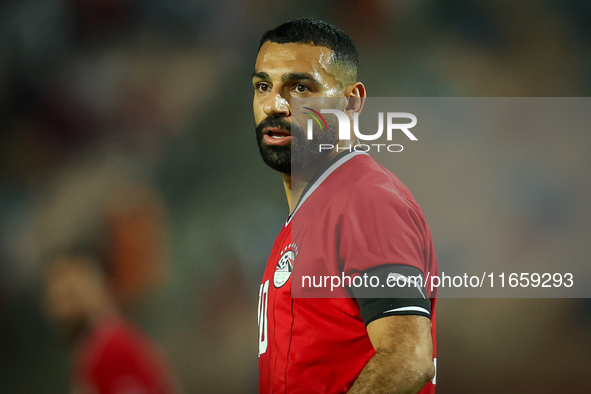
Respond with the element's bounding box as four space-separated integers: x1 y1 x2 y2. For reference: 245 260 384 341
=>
258 151 438 393
72 316 178 394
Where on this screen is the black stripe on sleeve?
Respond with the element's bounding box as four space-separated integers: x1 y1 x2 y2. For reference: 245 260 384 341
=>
351 264 431 326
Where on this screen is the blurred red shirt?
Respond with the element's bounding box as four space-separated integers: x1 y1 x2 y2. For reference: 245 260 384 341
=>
72 316 178 394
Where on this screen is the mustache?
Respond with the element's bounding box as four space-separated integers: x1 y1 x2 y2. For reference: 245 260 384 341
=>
256 116 292 133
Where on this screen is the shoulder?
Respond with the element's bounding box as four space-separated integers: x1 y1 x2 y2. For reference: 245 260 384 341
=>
331 154 422 215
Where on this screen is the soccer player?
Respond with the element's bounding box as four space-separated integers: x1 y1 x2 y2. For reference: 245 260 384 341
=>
253 18 438 393
43 246 180 394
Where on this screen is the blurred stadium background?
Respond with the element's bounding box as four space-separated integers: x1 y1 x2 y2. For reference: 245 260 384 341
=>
1 0 590 393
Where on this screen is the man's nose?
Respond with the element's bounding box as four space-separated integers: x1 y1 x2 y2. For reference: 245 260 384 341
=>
264 93 290 117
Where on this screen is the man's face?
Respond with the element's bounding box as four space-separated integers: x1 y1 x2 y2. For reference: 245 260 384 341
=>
43 256 103 342
253 42 346 174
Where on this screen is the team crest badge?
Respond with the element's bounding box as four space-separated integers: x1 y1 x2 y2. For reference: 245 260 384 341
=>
273 249 295 288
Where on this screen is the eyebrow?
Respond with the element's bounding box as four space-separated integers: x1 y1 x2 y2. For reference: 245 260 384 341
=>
252 71 324 88
252 71 269 80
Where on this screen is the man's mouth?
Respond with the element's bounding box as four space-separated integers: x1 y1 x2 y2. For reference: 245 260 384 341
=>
264 127 291 138
263 127 292 146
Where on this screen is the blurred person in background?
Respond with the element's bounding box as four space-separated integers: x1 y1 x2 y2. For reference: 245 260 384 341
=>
43 245 180 394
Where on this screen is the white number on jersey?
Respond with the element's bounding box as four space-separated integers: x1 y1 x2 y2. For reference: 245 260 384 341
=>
432 357 437 385
258 280 269 356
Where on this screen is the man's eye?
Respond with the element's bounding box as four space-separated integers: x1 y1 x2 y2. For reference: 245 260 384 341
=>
256 83 270 92
294 84 309 93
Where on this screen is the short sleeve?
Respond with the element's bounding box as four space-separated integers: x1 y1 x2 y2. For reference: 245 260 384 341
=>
337 181 428 277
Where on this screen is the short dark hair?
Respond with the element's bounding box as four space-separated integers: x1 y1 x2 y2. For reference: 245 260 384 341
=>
45 240 112 282
259 18 359 84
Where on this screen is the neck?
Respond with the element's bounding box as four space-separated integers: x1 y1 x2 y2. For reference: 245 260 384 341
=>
68 304 118 346
86 294 119 331
283 146 350 214
283 169 314 214
282 173 293 212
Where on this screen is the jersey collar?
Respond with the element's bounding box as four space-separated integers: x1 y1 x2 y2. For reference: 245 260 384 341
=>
286 149 369 225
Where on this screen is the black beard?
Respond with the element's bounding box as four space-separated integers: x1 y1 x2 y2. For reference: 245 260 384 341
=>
255 116 339 174
255 116 292 173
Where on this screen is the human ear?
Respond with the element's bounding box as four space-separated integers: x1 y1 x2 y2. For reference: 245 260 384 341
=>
345 82 366 115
